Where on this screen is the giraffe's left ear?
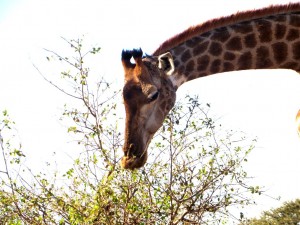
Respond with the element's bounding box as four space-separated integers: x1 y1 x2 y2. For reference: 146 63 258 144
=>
158 52 175 76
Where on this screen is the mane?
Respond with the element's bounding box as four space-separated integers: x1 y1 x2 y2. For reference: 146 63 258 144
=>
153 3 300 56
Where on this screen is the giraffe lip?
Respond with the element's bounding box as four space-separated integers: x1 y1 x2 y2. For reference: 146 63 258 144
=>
125 143 143 158
126 143 134 157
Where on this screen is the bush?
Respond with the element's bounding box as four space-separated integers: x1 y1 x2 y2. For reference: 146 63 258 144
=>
0 38 259 225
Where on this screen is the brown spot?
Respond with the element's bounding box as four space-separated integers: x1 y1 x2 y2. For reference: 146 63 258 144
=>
181 50 191 63
244 33 257 48
256 20 272 43
193 41 209 55
272 42 288 64
275 24 287 40
238 51 252 70
202 32 211 38
211 27 230 42
231 22 253 34
174 59 180 67
290 15 300 27
256 46 273 68
281 61 299 70
210 59 221 74
209 42 222 56
226 36 242 51
173 45 185 55
178 65 185 74
223 62 234 72
197 55 210 72
186 37 202 48
287 28 299 41
292 41 300 60
185 60 195 73
273 15 287 22
224 52 236 61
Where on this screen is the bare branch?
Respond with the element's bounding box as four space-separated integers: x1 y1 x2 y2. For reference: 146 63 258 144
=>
33 63 82 100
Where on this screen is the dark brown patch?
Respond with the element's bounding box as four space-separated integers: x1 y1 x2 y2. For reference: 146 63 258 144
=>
272 42 288 64
273 14 287 22
181 49 192 63
211 27 230 42
287 28 300 41
210 59 221 74
244 33 257 48
290 15 300 27
275 24 287 39
231 22 253 34
193 41 209 55
292 41 300 60
238 51 252 70
223 62 234 72
197 55 210 72
209 42 222 56
256 20 272 43
174 59 180 67
186 37 202 48
178 65 185 74
226 36 242 51
256 46 273 68
201 31 211 38
281 61 299 70
173 45 185 55
185 60 195 73
224 52 236 61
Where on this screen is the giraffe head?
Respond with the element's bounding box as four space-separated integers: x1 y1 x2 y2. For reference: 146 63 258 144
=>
121 49 176 169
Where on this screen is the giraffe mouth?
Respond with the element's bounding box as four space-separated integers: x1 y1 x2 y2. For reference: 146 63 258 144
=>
121 150 148 169
121 141 150 170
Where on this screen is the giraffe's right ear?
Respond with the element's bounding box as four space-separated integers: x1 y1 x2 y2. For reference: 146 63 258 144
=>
158 52 175 76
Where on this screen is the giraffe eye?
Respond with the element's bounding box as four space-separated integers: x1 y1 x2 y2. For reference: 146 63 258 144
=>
147 91 159 102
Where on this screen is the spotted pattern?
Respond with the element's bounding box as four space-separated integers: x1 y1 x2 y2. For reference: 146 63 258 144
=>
287 28 299 41
272 42 288 64
275 24 287 39
169 13 300 81
226 36 242 50
244 33 257 48
256 20 272 43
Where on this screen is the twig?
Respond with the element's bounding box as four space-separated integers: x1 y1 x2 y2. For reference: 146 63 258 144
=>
33 63 82 100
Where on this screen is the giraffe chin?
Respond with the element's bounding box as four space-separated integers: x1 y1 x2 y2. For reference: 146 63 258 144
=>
120 153 148 170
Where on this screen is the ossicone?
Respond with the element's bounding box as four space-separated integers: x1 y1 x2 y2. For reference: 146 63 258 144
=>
121 48 144 70
132 48 143 59
121 50 134 69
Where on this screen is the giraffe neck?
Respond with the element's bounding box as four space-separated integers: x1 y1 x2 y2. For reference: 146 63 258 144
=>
154 4 300 89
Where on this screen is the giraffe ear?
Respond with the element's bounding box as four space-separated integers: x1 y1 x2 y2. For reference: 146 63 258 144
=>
158 52 175 76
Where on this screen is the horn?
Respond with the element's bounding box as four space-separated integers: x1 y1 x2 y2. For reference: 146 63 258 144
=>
132 48 143 65
121 50 135 69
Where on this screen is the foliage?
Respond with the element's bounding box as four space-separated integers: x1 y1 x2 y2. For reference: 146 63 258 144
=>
242 199 300 225
0 38 259 224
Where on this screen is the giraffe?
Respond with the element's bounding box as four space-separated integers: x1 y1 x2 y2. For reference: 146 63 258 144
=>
121 3 300 169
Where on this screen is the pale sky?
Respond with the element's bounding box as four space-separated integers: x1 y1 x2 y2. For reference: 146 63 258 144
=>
0 0 300 221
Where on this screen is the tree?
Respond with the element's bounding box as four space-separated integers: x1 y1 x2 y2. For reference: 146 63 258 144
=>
0 37 260 224
242 199 300 225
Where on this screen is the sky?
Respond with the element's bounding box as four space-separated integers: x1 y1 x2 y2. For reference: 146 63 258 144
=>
0 0 300 221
